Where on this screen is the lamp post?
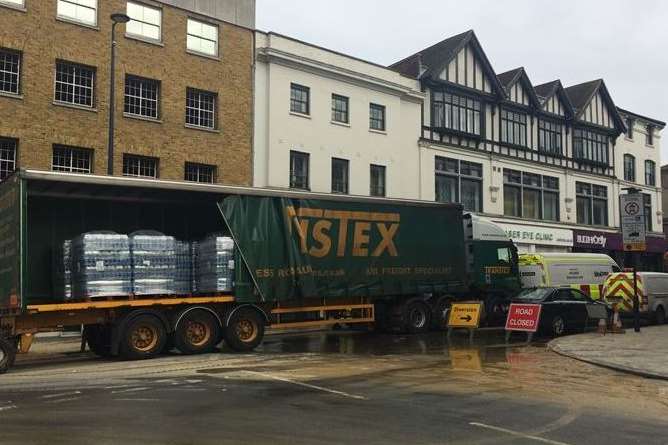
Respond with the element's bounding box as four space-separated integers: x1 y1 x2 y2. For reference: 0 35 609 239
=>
108 13 131 176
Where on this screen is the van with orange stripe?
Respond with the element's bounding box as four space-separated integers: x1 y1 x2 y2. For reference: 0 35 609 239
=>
519 253 620 300
603 272 668 324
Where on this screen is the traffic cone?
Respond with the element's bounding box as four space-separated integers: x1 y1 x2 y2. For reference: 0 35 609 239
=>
611 306 625 334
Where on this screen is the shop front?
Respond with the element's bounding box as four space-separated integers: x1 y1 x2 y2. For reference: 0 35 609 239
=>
573 229 666 271
494 222 573 254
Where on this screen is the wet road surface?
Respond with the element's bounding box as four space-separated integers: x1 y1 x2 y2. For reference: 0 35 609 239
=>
1 330 667 444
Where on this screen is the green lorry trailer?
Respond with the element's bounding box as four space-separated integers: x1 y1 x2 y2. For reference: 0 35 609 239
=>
0 170 520 373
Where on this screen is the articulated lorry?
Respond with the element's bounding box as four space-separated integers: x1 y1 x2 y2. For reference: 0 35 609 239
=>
0 170 520 373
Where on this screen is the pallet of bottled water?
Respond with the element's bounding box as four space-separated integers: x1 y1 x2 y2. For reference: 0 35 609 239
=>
130 231 178 296
71 232 132 299
173 240 193 295
52 240 73 301
196 235 235 294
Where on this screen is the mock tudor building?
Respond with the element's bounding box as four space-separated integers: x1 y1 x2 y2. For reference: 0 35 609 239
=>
390 30 665 268
253 31 424 198
0 0 255 185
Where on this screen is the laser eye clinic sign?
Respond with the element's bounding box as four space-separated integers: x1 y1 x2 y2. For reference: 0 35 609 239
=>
495 223 573 247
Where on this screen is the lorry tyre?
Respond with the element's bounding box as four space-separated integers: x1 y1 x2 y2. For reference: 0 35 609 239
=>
84 325 112 358
403 300 431 334
430 296 451 331
551 315 566 337
173 310 221 355
0 337 17 374
654 307 666 325
119 314 168 360
224 308 265 352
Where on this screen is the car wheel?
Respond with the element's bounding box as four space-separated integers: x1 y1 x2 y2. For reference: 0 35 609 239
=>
655 307 666 325
551 315 566 337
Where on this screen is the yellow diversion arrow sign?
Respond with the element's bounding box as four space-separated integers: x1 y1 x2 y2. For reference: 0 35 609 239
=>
447 303 482 328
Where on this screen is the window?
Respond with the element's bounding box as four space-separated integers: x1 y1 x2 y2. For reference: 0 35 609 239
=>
370 103 386 131
432 91 481 136
500 109 528 147
331 158 349 194
124 75 159 119
0 49 20 95
289 151 309 190
54 61 95 107
186 88 216 129
57 0 97 26
576 182 608 226
626 118 634 139
52 145 92 173
573 128 609 164
644 194 652 232
0 0 24 7
290 84 309 115
538 120 563 155
331 94 349 124
435 157 483 212
370 164 386 197
646 125 654 146
623 154 635 182
186 18 218 56
123 154 158 179
503 169 559 221
185 162 215 183
0 138 17 181
126 2 161 42
645 160 656 186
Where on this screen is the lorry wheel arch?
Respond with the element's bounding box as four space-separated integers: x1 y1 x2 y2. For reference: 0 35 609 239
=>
174 306 223 333
224 306 266 352
225 304 270 328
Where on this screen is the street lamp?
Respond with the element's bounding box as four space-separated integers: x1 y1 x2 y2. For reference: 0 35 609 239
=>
108 13 131 176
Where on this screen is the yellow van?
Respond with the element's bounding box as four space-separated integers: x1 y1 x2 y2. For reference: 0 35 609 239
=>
519 253 621 299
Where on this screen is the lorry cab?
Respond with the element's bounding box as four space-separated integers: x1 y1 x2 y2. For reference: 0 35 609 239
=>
463 214 521 298
519 253 620 300
603 272 668 324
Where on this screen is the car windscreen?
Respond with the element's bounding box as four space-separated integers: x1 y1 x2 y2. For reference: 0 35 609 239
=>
514 288 553 302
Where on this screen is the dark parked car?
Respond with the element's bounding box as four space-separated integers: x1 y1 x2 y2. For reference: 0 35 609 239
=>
513 287 610 337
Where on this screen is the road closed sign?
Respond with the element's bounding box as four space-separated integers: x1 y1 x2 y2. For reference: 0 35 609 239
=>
448 303 482 328
505 303 542 332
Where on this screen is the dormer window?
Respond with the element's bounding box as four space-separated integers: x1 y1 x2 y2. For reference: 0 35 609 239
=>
500 109 527 147
573 128 609 165
432 91 481 136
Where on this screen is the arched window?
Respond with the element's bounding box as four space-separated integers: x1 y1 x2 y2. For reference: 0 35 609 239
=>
623 154 635 182
645 160 656 186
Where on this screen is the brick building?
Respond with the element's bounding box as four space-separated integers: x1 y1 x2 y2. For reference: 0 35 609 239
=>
0 0 255 185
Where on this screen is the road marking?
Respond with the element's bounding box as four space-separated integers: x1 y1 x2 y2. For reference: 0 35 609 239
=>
470 423 573 445
0 405 17 412
114 398 162 402
111 387 150 394
185 379 202 384
45 397 83 404
41 391 81 399
244 370 367 401
105 384 133 389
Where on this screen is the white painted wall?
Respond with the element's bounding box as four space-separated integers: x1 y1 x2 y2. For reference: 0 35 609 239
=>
254 32 424 199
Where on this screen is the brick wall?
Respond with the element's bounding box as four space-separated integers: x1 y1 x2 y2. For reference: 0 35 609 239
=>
0 0 254 185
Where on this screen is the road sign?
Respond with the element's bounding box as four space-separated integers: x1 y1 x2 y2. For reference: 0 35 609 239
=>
505 303 542 332
447 303 482 328
620 194 646 252
449 348 483 372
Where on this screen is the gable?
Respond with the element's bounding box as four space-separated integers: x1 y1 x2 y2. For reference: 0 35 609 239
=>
543 94 566 117
437 43 493 94
508 81 530 106
580 90 614 129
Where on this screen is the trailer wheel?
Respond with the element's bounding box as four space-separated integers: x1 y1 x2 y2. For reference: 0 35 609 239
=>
84 325 112 358
403 300 431 334
119 315 167 360
224 308 265 352
0 337 17 374
174 310 221 355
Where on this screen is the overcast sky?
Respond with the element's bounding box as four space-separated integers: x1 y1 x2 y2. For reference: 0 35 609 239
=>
257 0 667 162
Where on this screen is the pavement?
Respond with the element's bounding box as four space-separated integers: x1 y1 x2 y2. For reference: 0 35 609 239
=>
549 325 668 380
2 330 668 444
